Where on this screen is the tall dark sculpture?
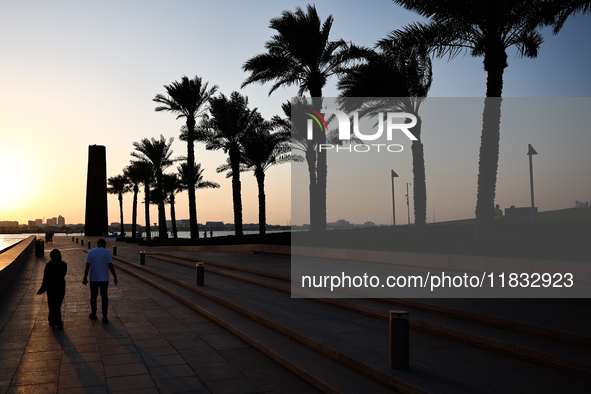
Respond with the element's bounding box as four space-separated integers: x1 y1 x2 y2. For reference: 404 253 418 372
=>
84 145 108 236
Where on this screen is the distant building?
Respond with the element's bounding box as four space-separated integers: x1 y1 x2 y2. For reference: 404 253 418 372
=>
328 219 351 228
35 219 42 226
363 221 376 227
0 221 18 228
205 221 225 228
58 215 65 225
28 220 36 227
167 219 190 228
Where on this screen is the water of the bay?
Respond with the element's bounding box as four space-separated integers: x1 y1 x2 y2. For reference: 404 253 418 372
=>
0 230 290 252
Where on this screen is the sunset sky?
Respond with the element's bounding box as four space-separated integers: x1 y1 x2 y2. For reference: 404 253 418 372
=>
0 1 589 227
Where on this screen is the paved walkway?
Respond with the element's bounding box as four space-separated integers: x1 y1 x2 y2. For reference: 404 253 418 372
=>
0 236 314 394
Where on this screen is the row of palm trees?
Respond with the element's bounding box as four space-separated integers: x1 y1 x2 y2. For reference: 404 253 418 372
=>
107 91 293 240
111 1 588 241
239 1 589 238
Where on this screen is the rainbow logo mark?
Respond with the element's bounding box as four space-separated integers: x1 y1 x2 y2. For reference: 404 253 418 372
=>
303 107 328 138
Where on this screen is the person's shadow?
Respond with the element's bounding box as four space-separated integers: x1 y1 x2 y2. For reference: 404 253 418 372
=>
53 329 106 390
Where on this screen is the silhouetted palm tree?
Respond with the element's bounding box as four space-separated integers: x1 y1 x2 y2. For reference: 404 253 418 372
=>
178 162 220 234
388 0 548 237
239 125 293 235
128 160 154 241
131 135 174 239
107 174 131 238
549 0 590 32
123 162 145 239
338 44 432 226
205 92 257 236
161 173 183 239
153 76 218 239
242 4 353 231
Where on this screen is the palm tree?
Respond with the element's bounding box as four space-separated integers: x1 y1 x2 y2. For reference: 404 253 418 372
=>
107 174 131 238
123 162 145 239
337 44 432 226
128 160 154 241
549 1 590 33
153 76 218 239
205 92 257 236
131 135 174 239
178 162 220 235
388 0 549 237
239 124 294 235
162 173 183 239
242 4 353 231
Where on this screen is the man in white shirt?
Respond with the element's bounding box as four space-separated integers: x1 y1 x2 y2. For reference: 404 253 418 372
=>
83 239 118 323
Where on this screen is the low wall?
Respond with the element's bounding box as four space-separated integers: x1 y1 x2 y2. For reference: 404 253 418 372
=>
0 235 36 299
160 244 291 255
292 246 591 285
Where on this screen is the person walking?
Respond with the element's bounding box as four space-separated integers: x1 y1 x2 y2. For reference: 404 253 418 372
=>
37 249 67 329
82 239 118 323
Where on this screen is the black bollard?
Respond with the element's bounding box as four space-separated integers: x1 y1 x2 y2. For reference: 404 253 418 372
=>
389 310 409 370
88 241 91 249
72 236 74 242
140 251 145 265
80 239 83 246
113 245 117 256
196 263 204 286
76 238 78 244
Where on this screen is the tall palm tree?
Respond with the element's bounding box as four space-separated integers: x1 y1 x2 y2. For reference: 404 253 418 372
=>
131 135 174 239
153 76 218 239
178 162 220 235
205 92 257 236
123 162 145 239
162 173 183 239
242 4 353 231
388 0 548 237
239 124 294 235
128 160 154 241
107 174 131 238
337 43 432 226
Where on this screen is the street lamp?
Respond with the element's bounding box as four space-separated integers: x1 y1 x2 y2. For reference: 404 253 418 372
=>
391 170 399 226
406 183 412 225
527 144 538 223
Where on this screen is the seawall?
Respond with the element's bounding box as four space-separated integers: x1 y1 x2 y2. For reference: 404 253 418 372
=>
0 235 36 298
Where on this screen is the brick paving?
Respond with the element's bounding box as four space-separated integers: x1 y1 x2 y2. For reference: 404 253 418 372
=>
0 237 315 394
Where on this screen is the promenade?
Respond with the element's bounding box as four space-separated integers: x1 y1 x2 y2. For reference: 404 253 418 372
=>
1 235 590 393
0 236 314 394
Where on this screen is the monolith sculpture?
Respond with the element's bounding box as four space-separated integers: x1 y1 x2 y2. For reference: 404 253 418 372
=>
84 145 108 236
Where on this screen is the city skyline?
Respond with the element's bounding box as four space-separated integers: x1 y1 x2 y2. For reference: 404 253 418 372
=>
0 1 589 227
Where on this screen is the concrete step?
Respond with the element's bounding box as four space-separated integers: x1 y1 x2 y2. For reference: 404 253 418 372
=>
113 253 591 393
112 255 398 394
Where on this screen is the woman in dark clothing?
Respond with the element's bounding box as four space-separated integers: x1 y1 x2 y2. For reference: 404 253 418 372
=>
37 249 67 328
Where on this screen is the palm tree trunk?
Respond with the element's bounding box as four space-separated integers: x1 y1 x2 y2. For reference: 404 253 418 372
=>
410 118 427 227
144 183 151 241
131 186 138 239
186 117 199 239
230 146 243 236
118 194 125 238
311 94 326 232
475 54 506 238
256 168 266 235
170 194 178 239
306 147 317 231
156 171 168 239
